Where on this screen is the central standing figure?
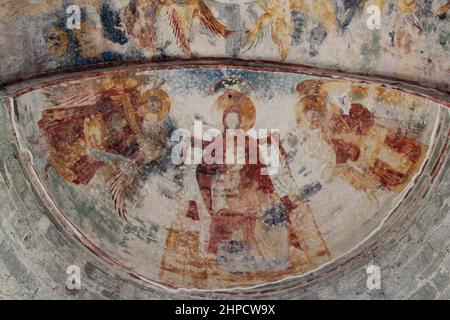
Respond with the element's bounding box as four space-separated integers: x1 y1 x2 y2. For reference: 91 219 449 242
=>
160 79 330 289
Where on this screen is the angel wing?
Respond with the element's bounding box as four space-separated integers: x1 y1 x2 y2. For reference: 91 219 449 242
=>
393 0 423 32
244 13 272 52
44 75 149 108
166 4 195 56
43 79 114 109
166 1 232 56
437 1 450 18
194 0 232 38
107 137 169 220
39 75 166 220
244 0 292 59
109 168 132 220
336 166 379 205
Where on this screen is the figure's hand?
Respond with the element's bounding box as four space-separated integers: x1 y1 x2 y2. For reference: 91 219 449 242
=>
280 194 304 213
287 194 303 208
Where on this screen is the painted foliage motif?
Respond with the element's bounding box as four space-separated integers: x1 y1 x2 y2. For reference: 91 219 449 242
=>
12 67 441 289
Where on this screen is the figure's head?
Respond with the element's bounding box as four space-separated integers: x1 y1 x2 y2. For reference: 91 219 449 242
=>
296 96 327 129
136 88 171 135
215 89 256 132
296 80 324 97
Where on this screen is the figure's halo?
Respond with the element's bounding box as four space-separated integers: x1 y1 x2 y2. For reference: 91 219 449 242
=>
139 88 171 123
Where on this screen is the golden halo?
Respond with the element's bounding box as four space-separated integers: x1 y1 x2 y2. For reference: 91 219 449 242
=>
46 28 69 58
215 89 256 132
138 88 171 123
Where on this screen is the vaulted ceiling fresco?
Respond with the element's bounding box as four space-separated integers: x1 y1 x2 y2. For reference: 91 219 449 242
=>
0 0 449 299
4 63 449 289
0 1 449 91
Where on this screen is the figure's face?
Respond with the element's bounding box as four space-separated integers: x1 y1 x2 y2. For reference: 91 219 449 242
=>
138 96 164 134
224 111 240 130
215 89 256 132
304 110 324 129
298 97 326 130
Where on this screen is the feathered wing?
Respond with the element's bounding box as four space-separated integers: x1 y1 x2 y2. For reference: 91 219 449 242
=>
43 77 125 109
194 1 232 38
43 81 98 109
39 78 126 156
109 163 137 221
337 166 380 204
244 13 272 52
437 1 450 18
244 0 292 57
166 5 194 56
394 0 422 30
39 78 147 219
107 138 168 220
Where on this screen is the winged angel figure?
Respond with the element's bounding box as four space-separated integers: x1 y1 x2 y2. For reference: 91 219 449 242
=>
244 0 448 59
122 0 232 56
244 0 338 60
38 74 175 220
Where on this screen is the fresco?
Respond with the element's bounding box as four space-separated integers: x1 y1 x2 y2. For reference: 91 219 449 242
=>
0 0 449 93
8 64 446 289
